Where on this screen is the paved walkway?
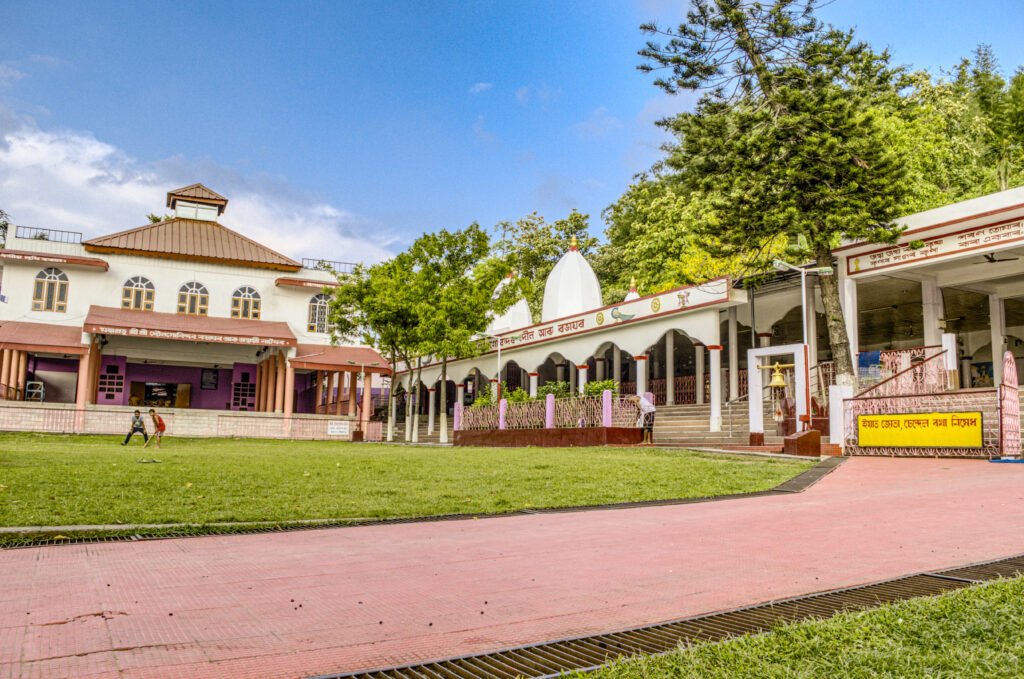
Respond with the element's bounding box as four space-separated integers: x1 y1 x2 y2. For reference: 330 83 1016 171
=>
3 457 1024 679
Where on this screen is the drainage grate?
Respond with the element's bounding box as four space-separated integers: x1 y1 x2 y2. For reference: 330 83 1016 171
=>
314 553 1024 679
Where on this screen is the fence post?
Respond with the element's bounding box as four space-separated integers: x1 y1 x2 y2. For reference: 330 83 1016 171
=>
545 393 555 429
453 401 463 432
602 389 612 428
499 398 507 430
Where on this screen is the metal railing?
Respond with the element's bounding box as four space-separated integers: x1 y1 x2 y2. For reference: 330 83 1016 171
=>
14 225 83 244
301 258 357 274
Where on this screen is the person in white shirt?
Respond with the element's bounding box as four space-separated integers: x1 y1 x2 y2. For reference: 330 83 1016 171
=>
630 394 656 444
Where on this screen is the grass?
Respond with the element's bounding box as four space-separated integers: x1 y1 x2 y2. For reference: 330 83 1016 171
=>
0 433 809 533
585 576 1024 678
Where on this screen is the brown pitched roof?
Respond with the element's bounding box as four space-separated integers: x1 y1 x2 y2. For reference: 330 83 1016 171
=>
291 344 390 374
84 306 296 347
0 321 87 355
166 183 228 213
83 218 302 272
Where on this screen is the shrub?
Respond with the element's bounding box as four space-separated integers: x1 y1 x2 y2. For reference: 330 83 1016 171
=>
536 380 571 399
583 379 618 397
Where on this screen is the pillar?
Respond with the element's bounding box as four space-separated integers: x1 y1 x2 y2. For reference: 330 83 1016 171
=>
577 364 588 394
556 362 566 383
87 338 101 405
16 351 27 400
456 382 466 405
922 279 944 348
990 295 1006 386
387 388 397 441
0 349 11 399
75 349 92 411
335 372 344 415
665 332 675 405
427 387 436 434
634 355 648 398
255 361 264 411
274 352 285 413
568 363 576 394
708 345 723 432
349 371 358 417
841 275 859 365
595 358 605 381
757 332 772 348
613 349 622 386
528 372 539 398
805 276 819 366
313 370 323 413
961 356 973 389
695 343 705 405
727 308 739 401
265 357 276 413
283 361 295 417
360 372 372 431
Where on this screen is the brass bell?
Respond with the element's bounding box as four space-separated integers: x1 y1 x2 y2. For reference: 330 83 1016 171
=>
767 364 788 389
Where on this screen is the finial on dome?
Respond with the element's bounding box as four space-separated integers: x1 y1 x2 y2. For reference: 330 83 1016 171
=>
569 235 578 251
629 276 637 291
623 275 640 302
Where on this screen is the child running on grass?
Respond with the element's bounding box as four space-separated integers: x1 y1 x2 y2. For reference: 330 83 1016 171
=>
143 409 166 449
122 410 148 446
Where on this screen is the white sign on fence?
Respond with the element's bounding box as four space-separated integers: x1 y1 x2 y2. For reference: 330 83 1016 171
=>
326 421 350 437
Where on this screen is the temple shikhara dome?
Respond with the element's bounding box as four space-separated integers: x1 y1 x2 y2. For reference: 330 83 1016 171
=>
541 236 602 322
624 276 640 301
486 273 532 334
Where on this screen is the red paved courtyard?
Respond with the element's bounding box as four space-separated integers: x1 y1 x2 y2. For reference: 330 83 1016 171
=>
3 457 1024 679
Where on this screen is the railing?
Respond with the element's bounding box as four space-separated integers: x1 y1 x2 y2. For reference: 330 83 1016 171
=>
458 392 642 431
855 350 951 399
302 258 357 274
14 225 83 244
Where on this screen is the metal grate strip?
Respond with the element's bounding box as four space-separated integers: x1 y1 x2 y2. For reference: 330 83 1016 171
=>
313 554 1024 679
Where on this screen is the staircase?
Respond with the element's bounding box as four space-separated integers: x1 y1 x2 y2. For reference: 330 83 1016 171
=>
653 402 785 451
388 416 454 444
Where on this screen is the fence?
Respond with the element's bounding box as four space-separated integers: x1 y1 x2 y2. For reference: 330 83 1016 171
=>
0 402 364 441
456 391 642 431
14 225 83 244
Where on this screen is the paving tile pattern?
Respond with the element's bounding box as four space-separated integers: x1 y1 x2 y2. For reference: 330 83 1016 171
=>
2 457 1023 678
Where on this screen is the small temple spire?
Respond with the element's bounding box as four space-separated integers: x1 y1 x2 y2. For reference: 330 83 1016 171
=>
624 275 640 302
569 235 578 251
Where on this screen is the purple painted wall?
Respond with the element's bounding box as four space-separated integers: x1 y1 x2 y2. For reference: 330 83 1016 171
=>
31 357 78 374
124 363 234 409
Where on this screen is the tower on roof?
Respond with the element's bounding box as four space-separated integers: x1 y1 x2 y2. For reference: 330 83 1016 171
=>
166 183 228 221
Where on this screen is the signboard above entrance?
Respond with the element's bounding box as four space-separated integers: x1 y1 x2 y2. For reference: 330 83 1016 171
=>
846 219 1024 276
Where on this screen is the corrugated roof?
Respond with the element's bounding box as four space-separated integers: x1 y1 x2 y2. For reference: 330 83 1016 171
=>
84 306 297 347
83 218 301 271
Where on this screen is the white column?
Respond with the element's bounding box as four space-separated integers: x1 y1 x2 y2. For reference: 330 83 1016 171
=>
757 332 772 348
595 358 605 381
613 349 622 386
695 344 705 405
990 295 1006 386
805 277 819 366
634 355 648 397
568 363 576 395
528 372 539 398
841 274 859 361
922 278 944 347
577 364 588 393
427 387 436 435
456 382 466 407
709 345 723 432
665 332 675 405
727 308 739 401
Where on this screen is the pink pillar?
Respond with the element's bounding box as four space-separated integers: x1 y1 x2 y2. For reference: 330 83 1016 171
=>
453 401 463 432
498 399 507 430
602 389 613 427
545 393 555 429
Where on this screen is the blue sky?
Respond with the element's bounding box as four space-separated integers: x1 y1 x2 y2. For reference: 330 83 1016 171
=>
1 0 1022 262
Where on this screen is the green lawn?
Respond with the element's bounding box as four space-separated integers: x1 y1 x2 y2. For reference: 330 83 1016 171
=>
0 433 809 530
586 577 1024 678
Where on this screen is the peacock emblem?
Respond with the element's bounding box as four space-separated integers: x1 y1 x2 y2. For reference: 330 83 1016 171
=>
610 306 635 322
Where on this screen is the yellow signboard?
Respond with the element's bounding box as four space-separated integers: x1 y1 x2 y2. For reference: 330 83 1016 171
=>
857 412 983 449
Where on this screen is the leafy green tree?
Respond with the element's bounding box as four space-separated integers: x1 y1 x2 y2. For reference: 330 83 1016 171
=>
495 210 598 321
0 208 10 248
638 0 910 383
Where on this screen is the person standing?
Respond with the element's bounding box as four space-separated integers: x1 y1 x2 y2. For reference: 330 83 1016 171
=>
631 394 657 445
122 410 148 446
143 409 166 449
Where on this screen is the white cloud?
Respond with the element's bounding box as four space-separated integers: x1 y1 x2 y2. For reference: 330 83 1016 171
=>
0 118 394 264
468 82 493 94
472 115 497 146
0 64 27 86
571 106 624 140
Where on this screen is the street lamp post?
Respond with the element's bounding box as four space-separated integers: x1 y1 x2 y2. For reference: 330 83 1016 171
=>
772 260 833 431
480 333 502 401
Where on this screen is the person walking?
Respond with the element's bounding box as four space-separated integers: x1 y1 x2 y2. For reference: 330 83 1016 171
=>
122 410 148 446
630 394 657 445
143 409 166 449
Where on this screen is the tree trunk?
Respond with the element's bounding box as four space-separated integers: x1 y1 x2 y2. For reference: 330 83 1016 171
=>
439 360 449 444
386 348 396 442
404 363 413 442
816 247 855 384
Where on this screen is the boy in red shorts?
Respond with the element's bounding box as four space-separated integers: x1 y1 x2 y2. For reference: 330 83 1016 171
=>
143 409 167 449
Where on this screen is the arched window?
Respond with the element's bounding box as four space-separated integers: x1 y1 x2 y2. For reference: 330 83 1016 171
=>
231 286 261 320
32 268 68 312
122 276 155 311
177 282 209 315
307 293 330 333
